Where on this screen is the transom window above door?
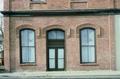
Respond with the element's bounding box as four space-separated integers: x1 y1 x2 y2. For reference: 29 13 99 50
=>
48 30 64 40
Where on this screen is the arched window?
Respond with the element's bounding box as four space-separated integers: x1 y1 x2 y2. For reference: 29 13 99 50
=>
80 28 96 63
20 29 35 64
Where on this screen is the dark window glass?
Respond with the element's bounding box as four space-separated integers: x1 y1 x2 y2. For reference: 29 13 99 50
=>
80 28 96 63
20 29 35 64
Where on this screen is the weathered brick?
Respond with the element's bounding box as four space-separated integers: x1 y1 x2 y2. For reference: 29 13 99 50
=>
3 0 116 72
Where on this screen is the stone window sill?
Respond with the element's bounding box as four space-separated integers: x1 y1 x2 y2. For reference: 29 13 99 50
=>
20 63 36 66
80 63 99 66
71 0 88 3
30 1 47 4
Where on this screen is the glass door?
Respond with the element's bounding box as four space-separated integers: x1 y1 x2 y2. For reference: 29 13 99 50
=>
48 48 56 69
48 48 64 71
57 48 64 69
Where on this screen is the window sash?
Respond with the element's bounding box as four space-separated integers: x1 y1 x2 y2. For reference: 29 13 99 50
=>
81 29 95 46
20 29 35 64
81 46 95 63
21 30 35 47
80 28 96 63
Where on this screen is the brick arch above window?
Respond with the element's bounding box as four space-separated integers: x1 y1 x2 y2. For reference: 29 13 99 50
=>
42 25 71 38
16 24 39 38
76 23 101 38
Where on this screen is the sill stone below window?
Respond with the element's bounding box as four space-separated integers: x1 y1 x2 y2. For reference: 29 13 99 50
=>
30 1 47 4
71 0 88 3
80 63 98 66
20 63 36 66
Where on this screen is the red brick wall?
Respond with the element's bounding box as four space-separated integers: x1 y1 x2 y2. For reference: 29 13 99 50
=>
115 0 120 8
4 0 9 11
3 0 116 71
4 15 114 71
4 17 10 72
4 0 115 11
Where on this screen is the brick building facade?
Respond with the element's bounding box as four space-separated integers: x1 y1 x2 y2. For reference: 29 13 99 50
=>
2 0 120 72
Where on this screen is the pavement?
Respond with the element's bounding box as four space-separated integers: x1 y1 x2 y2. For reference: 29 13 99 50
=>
0 70 120 79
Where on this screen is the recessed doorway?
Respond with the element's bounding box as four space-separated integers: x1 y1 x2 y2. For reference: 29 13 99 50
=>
47 29 65 71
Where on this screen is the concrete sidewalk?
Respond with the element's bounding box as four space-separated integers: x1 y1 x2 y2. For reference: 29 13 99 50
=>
0 70 120 78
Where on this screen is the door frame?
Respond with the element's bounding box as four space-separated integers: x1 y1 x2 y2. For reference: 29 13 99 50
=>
47 47 65 71
46 29 66 71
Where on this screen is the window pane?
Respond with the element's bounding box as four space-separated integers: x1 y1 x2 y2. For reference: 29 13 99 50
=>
81 46 95 63
49 49 55 58
28 30 35 46
48 31 56 39
81 29 88 45
22 47 29 63
20 29 35 63
88 47 95 62
49 59 55 68
29 47 35 62
88 29 95 45
80 28 96 63
81 47 89 63
58 48 64 58
21 30 29 46
57 31 64 39
58 59 64 69
48 30 64 40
